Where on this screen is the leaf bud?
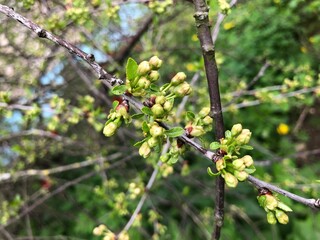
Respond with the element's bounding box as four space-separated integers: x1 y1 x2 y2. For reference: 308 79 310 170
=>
236 129 252 145
151 104 165 118
241 155 254 167
275 209 289 224
103 122 118 137
223 172 238 188
148 70 160 82
150 124 164 137
139 142 151 158
231 123 242 136
216 158 225 171
173 82 192 97
232 159 246 171
267 212 277 225
199 107 210 117
234 170 248 181
149 56 162 70
171 72 187 86
137 61 151 76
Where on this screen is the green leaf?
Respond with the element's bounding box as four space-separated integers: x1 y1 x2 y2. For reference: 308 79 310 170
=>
241 145 254 150
133 138 147 147
111 85 127 95
186 111 195 120
149 83 160 92
141 106 153 116
126 57 138 81
316 180 320 183
210 141 221 150
245 165 256 174
131 113 144 119
225 130 232 139
165 127 184 138
277 201 293 212
207 167 220 176
167 155 179 165
112 100 119 109
142 121 150 132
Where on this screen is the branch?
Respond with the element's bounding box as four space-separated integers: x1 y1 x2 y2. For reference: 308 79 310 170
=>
0 153 123 183
193 1 225 239
247 175 320 209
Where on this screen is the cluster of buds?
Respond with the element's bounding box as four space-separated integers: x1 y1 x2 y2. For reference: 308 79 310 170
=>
139 122 166 158
103 99 131 137
168 72 192 97
143 94 174 119
208 123 255 188
257 188 292 224
148 0 173 14
126 56 162 97
160 139 186 165
185 107 213 138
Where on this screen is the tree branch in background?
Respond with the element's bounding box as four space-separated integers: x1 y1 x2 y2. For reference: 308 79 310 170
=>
192 1 225 239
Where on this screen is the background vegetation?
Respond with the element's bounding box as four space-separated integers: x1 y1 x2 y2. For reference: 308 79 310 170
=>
0 0 319 239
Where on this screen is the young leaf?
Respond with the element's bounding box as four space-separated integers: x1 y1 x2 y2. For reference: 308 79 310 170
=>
141 106 153 116
241 145 254 150
111 85 127 95
207 167 220 176
167 155 179 165
277 201 293 212
112 100 120 109
142 121 150 132
186 111 195 120
126 57 138 81
165 127 184 138
244 165 256 174
133 138 147 147
225 130 232 139
210 141 221 150
149 83 160 92
131 113 144 119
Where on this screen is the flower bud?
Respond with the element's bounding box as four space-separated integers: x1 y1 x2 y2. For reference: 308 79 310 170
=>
137 61 151 76
93 224 107 236
267 212 277 225
151 104 165 118
148 70 160 82
147 137 158 147
231 123 242 136
234 170 248 181
241 155 254 167
163 100 174 112
174 81 192 97
155 95 166 105
199 107 210 117
275 209 289 224
265 194 278 210
232 159 245 171
150 124 164 137
223 172 238 188
160 154 170 162
202 116 213 125
137 77 150 89
216 158 225 171
171 72 187 86
103 122 118 137
116 105 129 118
149 56 162 70
190 125 205 137
139 142 151 158
236 129 252 145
